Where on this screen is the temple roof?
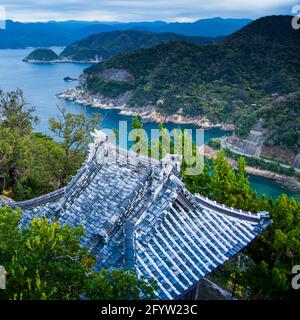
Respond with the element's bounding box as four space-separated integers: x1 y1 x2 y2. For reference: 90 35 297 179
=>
3 130 271 300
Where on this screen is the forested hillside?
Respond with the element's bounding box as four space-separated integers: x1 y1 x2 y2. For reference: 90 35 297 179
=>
25 30 220 62
82 16 300 155
60 30 220 61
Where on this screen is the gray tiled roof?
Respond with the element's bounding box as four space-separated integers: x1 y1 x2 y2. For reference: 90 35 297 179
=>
4 130 271 300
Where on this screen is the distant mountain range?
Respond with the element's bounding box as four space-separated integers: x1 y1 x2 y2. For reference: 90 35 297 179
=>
80 15 300 161
24 30 222 62
0 18 251 49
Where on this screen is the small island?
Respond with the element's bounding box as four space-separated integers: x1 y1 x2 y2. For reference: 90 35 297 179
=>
23 48 61 63
63 76 77 82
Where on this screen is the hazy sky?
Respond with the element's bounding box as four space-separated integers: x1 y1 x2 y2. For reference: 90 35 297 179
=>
0 0 298 22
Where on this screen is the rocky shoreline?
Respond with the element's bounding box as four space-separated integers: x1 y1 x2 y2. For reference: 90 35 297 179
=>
56 88 235 130
119 109 235 130
56 87 300 195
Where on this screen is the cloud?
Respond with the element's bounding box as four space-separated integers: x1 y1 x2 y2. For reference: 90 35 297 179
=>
1 0 298 22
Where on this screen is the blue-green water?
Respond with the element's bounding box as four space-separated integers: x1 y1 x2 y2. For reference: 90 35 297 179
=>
249 174 299 201
0 48 299 201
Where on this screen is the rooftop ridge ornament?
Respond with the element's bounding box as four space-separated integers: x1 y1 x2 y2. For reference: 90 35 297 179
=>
87 129 109 163
91 129 108 144
161 153 182 176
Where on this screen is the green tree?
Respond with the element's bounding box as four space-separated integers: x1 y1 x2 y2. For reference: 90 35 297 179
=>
12 133 66 199
131 115 143 130
49 106 100 185
0 90 39 196
209 151 237 205
0 207 156 300
185 151 269 212
0 90 99 200
49 105 100 157
244 195 300 299
0 89 38 134
86 269 156 300
0 208 94 300
130 116 148 155
183 162 211 196
0 207 21 267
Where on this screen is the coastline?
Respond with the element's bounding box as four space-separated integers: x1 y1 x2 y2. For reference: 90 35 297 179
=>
23 58 101 64
57 87 300 195
119 109 234 130
56 87 235 130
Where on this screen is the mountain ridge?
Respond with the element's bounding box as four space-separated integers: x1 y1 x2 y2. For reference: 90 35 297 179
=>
24 30 222 63
59 30 221 61
0 18 251 49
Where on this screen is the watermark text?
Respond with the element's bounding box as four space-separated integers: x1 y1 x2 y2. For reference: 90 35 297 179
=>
0 265 6 289
292 5 300 30
292 265 300 290
91 122 204 176
0 5 6 30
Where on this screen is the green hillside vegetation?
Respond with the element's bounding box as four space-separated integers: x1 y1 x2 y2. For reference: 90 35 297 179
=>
234 91 300 155
262 94 300 152
23 48 60 62
86 76 135 98
60 30 220 61
83 16 300 153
